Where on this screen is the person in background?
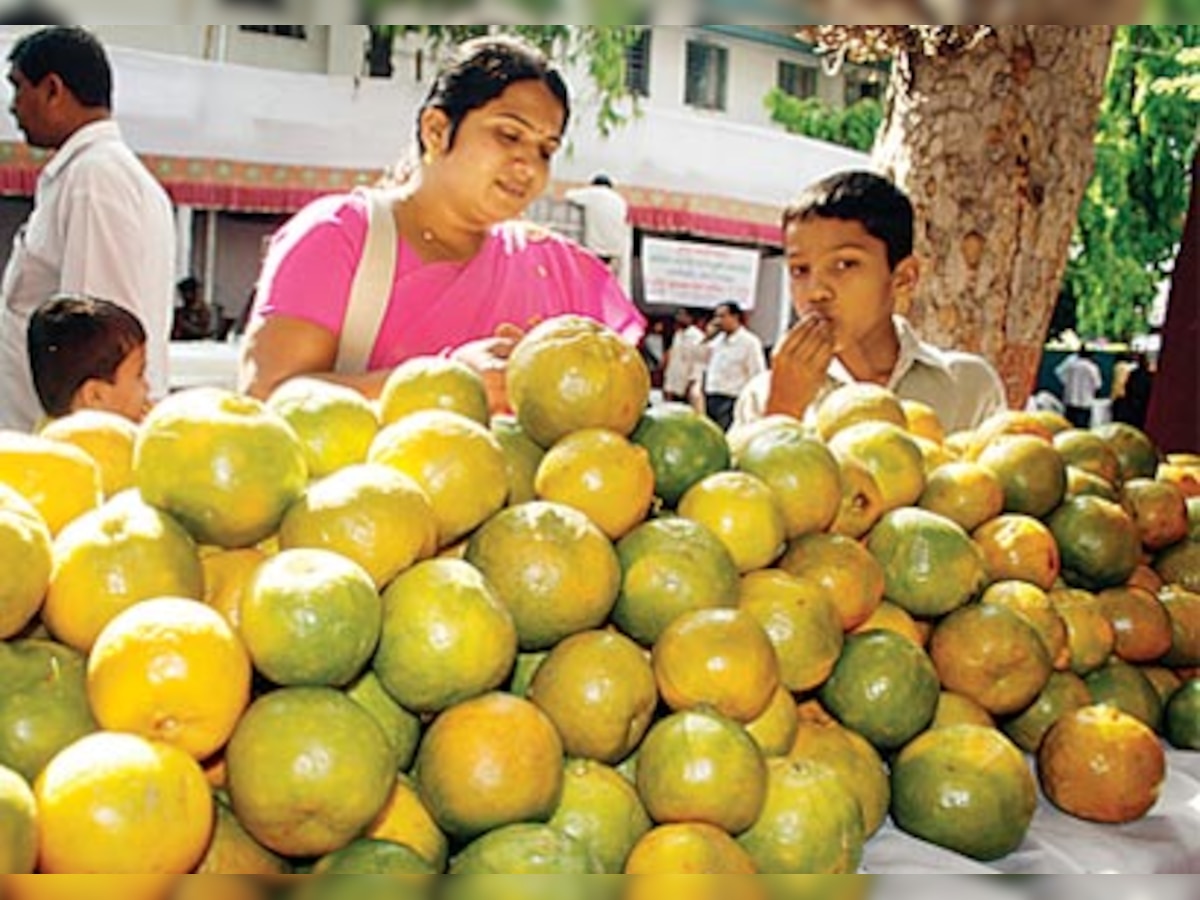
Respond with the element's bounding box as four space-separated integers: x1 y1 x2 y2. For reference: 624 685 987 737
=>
1055 346 1103 429
565 172 633 296
663 306 707 412
239 35 644 411
703 301 766 430
735 170 1006 434
0 25 175 431
27 293 151 423
1112 351 1153 429
170 276 213 341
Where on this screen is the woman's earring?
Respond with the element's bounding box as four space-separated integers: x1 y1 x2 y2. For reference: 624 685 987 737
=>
422 150 434 167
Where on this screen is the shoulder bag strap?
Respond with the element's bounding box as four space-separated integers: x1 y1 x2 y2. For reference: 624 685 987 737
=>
335 187 399 374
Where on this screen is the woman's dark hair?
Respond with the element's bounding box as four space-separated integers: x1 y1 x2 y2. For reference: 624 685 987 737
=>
8 25 112 109
416 34 570 154
783 170 915 270
27 294 145 417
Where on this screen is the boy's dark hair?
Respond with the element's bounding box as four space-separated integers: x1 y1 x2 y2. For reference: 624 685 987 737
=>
417 34 570 154
27 294 145 417
783 169 914 269
8 25 112 109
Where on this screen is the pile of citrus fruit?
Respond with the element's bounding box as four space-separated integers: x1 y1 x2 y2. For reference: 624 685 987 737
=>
0 313 1198 892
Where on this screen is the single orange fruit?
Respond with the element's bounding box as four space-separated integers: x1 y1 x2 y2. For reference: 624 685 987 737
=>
931 691 995 730
1121 477 1189 551
465 500 620 650
1049 588 1118 676
653 608 780 723
0 485 51 640
631 402 730 509
414 692 564 841
0 763 37 874
1095 585 1173 663
194 799 289 875
135 388 308 548
346 670 422 772
902 398 946 444
976 434 1066 519
200 547 269 630
447 822 603 874
266 376 379 478
1038 704 1165 823
1158 585 1200 666
778 532 885 632
1084 659 1163 731
787 720 889 837
1156 540 1200 594
624 822 756 874
547 758 653 874
972 513 1061 591
527 629 657 764
1052 428 1122 487
736 425 842 539
980 580 1069 670
849 600 926 648
814 382 907 442
39 409 138 498
828 455 886 539
1002 669 1093 753
678 471 787 573
379 356 490 426
0 431 102 535
745 685 801 758
490 414 546 506
366 773 449 872
1049 495 1142 591
918 461 1005 533
35 731 213 873
86 597 252 760
1065 465 1121 502
827 420 926 513
1094 421 1160 481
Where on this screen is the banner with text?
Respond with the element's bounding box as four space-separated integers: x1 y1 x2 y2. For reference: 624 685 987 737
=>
641 237 762 310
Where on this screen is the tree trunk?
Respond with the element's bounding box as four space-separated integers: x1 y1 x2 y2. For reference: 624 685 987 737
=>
366 27 394 78
874 26 1115 409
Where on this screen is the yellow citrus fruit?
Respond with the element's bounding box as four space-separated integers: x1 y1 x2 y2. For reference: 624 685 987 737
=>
745 685 801 758
918 461 1006 533
374 557 517 714
928 604 1053 716
0 763 37 874
902 398 946 443
624 822 757 874
39 410 138 498
534 427 656 539
507 315 650 448
278 462 436 588
490 414 546 506
738 568 843 694
1038 704 1166 823
465 500 620 650
1158 585 1200 667
1053 428 1122 487
1001 669 1093 753
931 691 995 730
736 424 841 539
43 493 205 652
447 823 603 875
135 389 308 547
913 434 957 475
366 773 449 872
266 376 380 479
1094 421 1160 482
778 532 885 632
1049 495 1142 591
0 431 102 535
636 708 768 835
1095 585 1174 663
1065 464 1121 502
612 516 741 647
980 580 1069 670
828 454 886 539
678 471 787 573
963 410 1056 459
201 546 269 630
0 485 52 640
35 731 213 873
1084 659 1163 731
194 799 289 874
527 629 657 764
891 724 1037 861
850 600 926 647
653 608 780 723
976 434 1067 519
1157 540 1200 594
814 382 907 442
414 691 564 841
1049 588 1118 676
379 356 490 427
972 513 1062 591
1 876 179 900
727 413 809 465
547 758 653 874
1121 477 1189 551
345 670 422 772
787 720 890 837
239 548 382 687
737 757 865 874
225 686 395 857
86 598 251 760
631 402 731 509
827 420 926 513
369 409 507 548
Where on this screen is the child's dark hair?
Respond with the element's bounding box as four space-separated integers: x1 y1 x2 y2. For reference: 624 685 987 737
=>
783 170 914 269
27 294 146 417
8 26 112 109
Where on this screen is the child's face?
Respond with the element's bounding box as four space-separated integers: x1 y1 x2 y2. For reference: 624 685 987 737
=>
76 344 150 423
785 216 913 352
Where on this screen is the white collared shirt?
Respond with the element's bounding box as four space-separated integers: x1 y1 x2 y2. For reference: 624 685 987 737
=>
734 315 1008 434
1055 354 1103 407
663 324 706 396
0 120 175 430
705 325 767 398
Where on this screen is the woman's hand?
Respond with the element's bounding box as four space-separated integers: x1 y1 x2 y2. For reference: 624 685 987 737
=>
449 323 525 415
765 312 835 419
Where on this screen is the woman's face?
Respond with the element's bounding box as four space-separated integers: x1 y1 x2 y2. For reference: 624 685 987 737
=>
427 79 566 225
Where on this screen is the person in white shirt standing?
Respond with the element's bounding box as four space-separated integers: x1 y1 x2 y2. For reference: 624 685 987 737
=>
565 173 632 297
1055 347 1103 429
0 25 175 431
702 301 766 430
662 306 707 411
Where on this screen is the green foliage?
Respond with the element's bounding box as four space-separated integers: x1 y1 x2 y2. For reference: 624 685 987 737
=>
763 88 884 152
1065 25 1200 342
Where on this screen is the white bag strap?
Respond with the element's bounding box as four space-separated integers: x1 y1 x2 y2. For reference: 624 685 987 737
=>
335 187 399 374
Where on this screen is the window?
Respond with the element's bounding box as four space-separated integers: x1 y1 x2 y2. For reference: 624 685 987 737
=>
239 26 307 40
685 41 728 111
625 29 652 97
845 70 884 105
778 61 818 100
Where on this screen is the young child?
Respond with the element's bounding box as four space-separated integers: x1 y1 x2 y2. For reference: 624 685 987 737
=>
735 170 1006 434
27 294 151 424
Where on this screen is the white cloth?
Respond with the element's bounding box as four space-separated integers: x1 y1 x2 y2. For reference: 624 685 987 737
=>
663 323 706 397
735 315 1008 435
0 120 175 431
1055 353 1103 408
564 183 632 294
704 325 766 398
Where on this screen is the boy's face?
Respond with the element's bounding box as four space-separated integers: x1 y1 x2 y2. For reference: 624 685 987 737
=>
785 215 916 352
75 344 150 423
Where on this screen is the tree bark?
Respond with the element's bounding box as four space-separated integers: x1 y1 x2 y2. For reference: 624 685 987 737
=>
874 26 1115 409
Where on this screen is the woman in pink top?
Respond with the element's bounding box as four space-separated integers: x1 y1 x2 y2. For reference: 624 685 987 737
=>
238 35 645 408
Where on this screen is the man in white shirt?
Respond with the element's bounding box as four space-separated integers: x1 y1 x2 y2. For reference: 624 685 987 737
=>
662 306 707 410
0 26 175 430
565 173 632 296
1055 348 1103 429
703 301 766 430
